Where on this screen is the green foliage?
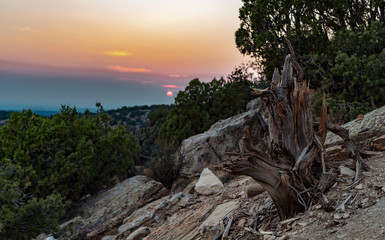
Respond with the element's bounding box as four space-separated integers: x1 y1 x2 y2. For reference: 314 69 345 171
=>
236 0 385 85
0 104 139 238
0 159 68 240
159 76 254 146
146 142 182 189
0 111 13 127
149 106 172 127
107 104 168 132
310 21 385 121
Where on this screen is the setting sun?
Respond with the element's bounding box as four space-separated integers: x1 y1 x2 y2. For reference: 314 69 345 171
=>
166 91 173 97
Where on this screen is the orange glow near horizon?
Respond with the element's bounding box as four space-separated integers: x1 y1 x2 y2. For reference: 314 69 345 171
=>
167 91 173 97
162 85 182 88
107 65 152 73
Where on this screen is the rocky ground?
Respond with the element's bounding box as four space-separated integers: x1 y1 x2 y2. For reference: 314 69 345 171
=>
285 152 385 240
37 105 385 240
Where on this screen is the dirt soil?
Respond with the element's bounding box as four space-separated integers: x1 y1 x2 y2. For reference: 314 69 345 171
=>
284 153 385 240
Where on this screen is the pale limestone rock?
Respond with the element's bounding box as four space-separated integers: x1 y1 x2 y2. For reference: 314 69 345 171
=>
194 168 224 195
342 213 350 219
354 183 363 190
339 166 355 177
333 213 342 220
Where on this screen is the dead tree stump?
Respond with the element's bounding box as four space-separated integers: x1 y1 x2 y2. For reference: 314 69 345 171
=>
223 54 365 220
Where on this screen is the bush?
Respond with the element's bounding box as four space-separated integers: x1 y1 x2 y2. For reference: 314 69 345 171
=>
145 143 182 189
0 104 140 238
0 159 69 240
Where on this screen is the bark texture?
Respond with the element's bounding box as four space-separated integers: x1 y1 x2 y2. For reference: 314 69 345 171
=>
223 54 339 220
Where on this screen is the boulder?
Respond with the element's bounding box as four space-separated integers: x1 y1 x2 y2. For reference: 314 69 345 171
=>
199 201 239 234
178 110 268 176
63 176 168 240
194 168 224 195
244 182 265 198
325 106 385 148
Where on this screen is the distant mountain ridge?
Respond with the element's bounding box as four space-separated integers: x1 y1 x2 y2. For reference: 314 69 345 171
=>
0 104 171 129
107 104 170 132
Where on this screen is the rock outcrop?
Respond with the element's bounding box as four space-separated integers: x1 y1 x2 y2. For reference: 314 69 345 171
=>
178 109 268 176
60 176 168 240
325 105 385 148
118 192 186 234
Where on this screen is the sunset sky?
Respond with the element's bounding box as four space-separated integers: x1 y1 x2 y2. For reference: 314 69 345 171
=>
0 0 247 110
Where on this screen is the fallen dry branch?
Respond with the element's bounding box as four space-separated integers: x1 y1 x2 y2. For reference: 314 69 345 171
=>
222 217 232 239
314 121 369 181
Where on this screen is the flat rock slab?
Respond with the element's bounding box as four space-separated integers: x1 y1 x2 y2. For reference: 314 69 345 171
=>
200 201 239 229
145 201 216 240
119 193 184 234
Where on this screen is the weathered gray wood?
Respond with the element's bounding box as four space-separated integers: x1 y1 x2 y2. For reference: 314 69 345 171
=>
322 122 369 182
224 53 337 220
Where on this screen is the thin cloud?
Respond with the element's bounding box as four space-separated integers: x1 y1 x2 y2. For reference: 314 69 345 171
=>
118 77 156 84
161 85 183 88
20 27 32 32
141 80 156 84
170 74 189 78
103 51 133 57
107 65 151 73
